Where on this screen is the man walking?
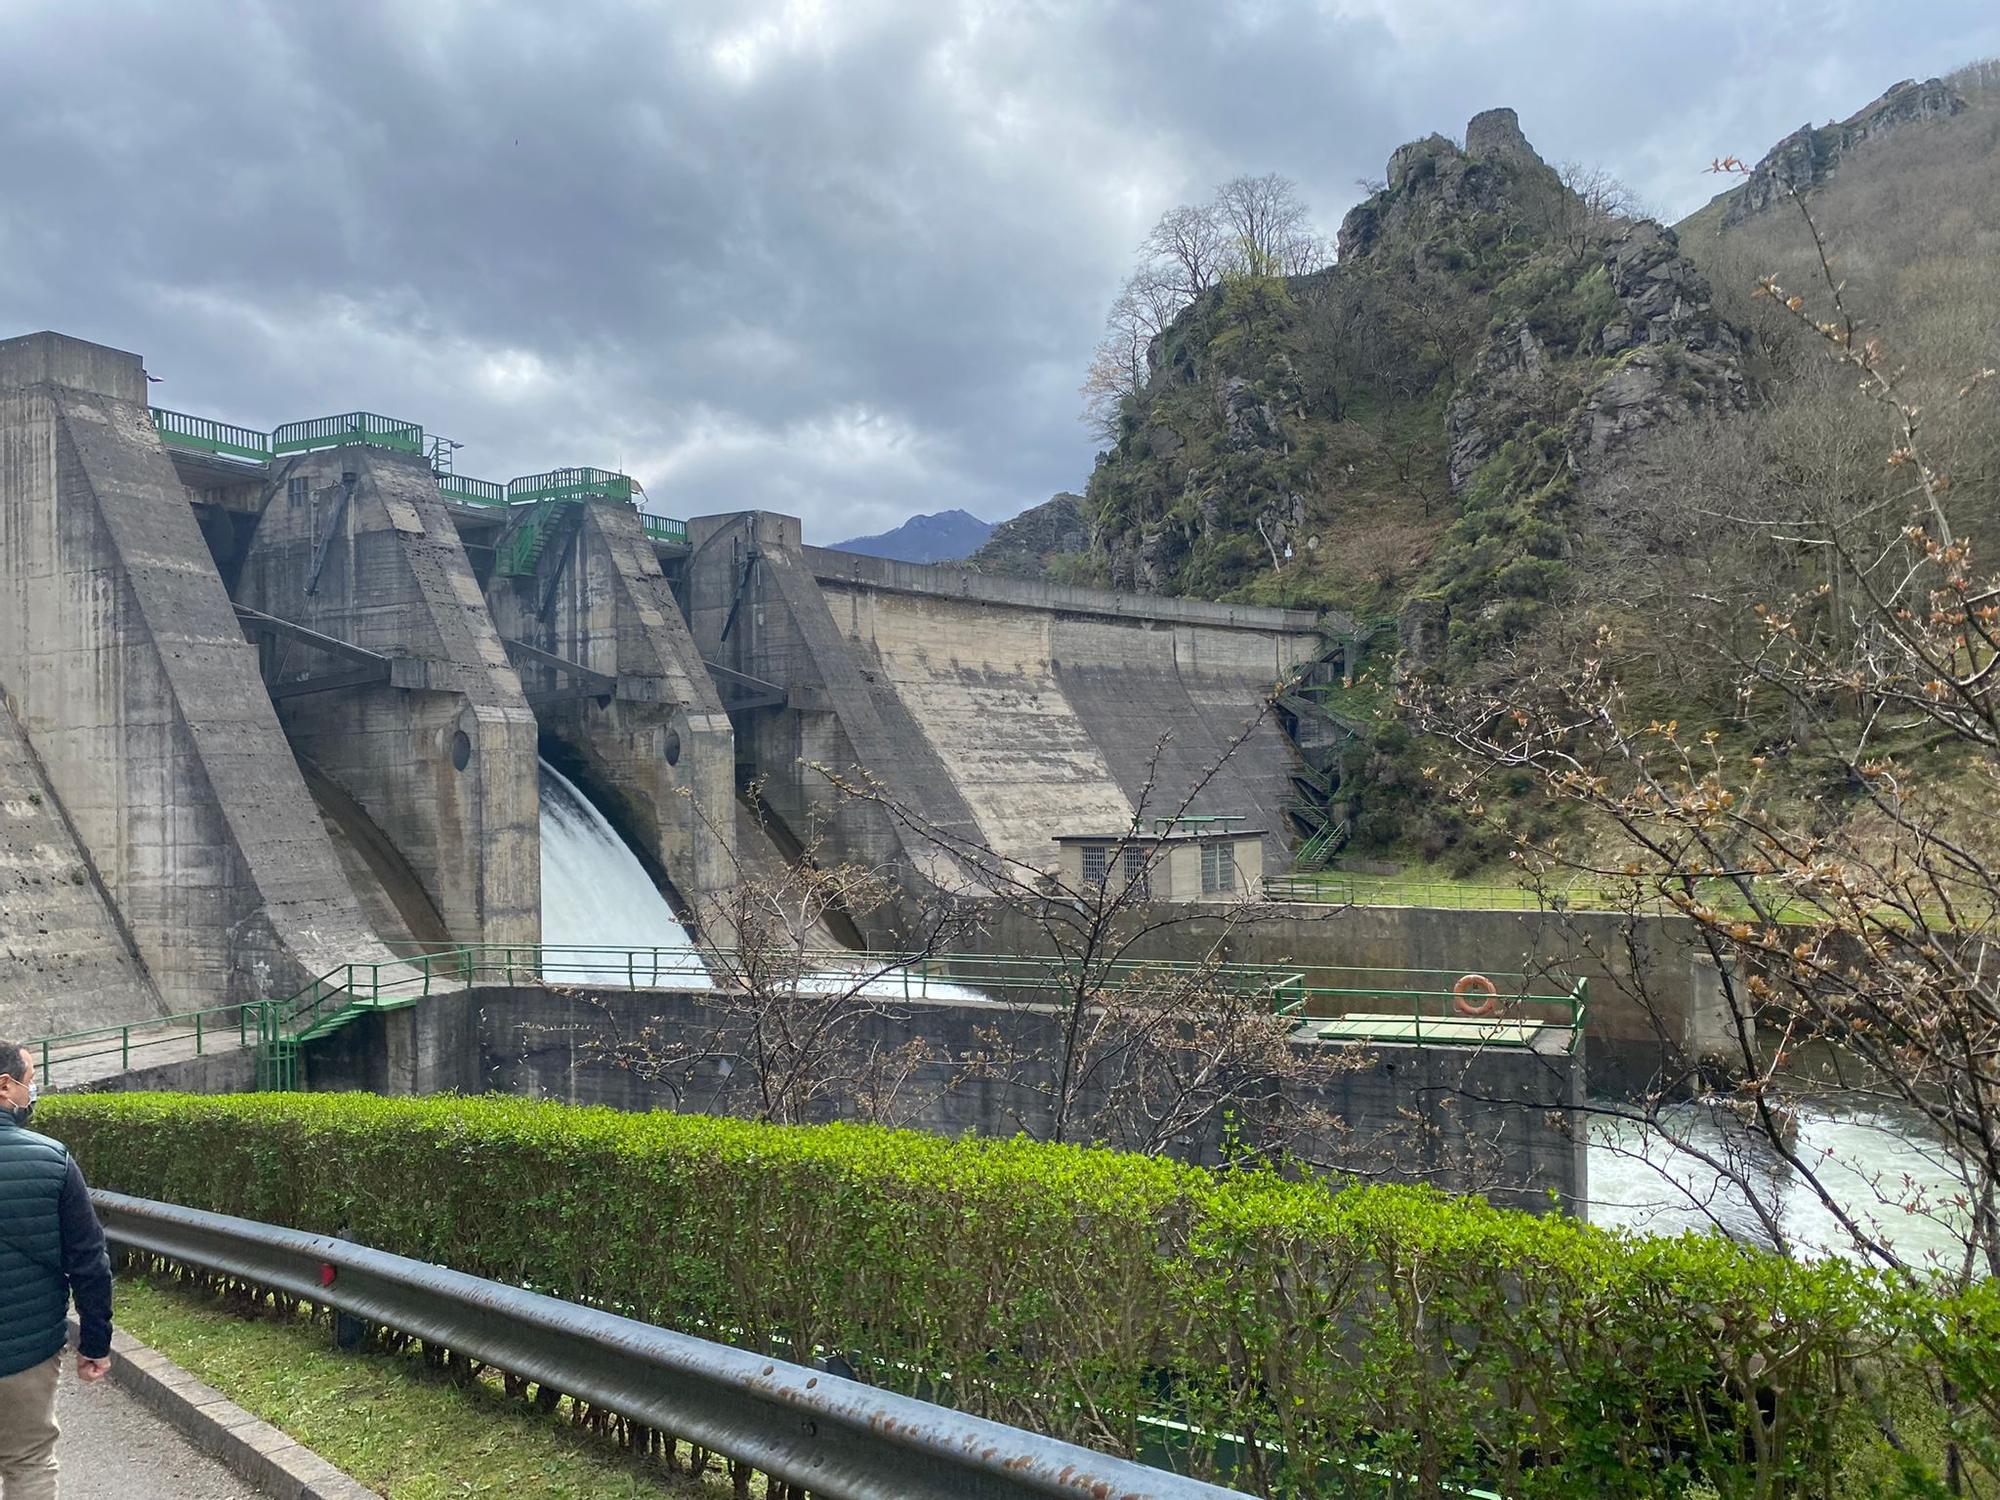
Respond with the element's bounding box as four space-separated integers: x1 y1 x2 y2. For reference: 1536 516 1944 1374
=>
0 1042 113 1499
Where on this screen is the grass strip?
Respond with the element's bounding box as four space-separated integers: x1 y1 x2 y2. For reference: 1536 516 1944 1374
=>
113 1271 728 1499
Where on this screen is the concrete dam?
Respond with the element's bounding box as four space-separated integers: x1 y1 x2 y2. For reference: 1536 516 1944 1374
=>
0 330 1332 1037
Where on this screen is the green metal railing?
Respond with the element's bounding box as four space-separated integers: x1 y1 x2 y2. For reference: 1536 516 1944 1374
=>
150 408 272 463
1291 817 1350 871
272 412 425 457
641 513 689 545
146 403 694 549
28 1000 288 1090
507 467 640 505
25 946 1586 1093
497 498 572 575
437 473 507 506
1271 969 1587 1053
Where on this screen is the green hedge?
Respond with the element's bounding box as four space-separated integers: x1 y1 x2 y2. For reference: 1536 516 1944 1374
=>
42 1093 1999 1498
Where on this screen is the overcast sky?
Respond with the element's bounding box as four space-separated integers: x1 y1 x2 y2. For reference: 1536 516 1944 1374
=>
4 2 1995 543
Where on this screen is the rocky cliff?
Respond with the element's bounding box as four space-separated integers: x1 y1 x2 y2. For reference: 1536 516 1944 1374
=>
1081 106 1745 675
1709 77 1967 229
964 492 1090 579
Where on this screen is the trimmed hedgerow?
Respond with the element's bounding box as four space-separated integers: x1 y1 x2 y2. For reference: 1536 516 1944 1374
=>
41 1092 1998 1498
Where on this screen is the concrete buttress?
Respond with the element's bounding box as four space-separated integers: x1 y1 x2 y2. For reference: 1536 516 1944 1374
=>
485 500 734 924
232 446 539 948
0 332 401 1012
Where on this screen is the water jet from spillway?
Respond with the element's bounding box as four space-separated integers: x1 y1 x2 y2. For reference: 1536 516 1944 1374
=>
538 759 709 987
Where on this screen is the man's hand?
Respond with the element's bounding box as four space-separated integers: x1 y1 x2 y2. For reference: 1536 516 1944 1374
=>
76 1354 111 1384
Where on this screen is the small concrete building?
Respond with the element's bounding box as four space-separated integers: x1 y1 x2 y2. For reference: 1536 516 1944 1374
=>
1053 818 1265 902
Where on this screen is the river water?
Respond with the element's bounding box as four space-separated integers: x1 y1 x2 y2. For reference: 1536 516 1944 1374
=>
1585 1092 1974 1266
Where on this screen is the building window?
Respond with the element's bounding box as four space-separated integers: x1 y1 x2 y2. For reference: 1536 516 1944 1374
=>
287 476 309 507
1122 845 1151 900
1201 840 1236 896
1081 845 1108 886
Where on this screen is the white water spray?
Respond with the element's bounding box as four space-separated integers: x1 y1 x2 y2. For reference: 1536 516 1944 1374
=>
536 759 985 1001
538 760 709 987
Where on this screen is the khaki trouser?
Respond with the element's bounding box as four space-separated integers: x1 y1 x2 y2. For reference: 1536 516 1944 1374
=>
0 1354 59 1500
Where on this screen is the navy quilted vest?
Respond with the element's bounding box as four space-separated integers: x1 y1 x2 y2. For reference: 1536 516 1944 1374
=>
0 1115 72 1377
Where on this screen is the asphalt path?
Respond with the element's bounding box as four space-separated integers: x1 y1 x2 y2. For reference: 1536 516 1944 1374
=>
51 1357 258 1499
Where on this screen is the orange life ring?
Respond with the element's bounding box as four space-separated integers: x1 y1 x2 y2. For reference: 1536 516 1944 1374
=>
1452 972 1500 1017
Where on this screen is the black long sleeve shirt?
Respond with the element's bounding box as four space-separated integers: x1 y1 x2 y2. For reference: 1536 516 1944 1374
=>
58 1158 113 1359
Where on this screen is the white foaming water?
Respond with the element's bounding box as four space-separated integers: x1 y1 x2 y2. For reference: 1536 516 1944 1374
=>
537 759 986 1001
1586 1095 1972 1266
538 760 709 987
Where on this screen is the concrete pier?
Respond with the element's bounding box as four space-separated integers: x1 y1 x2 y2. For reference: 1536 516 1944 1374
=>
486 499 735 922
0 332 400 1011
233 444 539 947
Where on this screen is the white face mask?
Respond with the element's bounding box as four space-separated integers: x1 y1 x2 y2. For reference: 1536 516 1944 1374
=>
6 1077 33 1120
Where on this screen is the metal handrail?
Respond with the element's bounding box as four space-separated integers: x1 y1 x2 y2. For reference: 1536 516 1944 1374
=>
26 945 1583 1089
95 1192 1245 1500
150 408 271 463
506 466 640 504
272 412 424 456
640 512 689 544
436 472 506 506
28 1001 271 1084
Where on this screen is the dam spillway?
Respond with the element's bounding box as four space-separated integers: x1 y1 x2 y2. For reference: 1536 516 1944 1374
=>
538 759 705 987
0 329 1329 1037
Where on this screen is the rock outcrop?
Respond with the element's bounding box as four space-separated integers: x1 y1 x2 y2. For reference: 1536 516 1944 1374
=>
1716 77 1967 228
1338 107 1561 264
965 492 1091 580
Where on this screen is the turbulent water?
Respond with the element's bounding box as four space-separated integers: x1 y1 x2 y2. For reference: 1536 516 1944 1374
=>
537 760 708 987
536 758 984 1000
1585 1094 1972 1266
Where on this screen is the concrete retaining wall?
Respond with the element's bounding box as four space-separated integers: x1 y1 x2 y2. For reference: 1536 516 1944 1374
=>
233 446 539 947
0 332 399 1013
303 984 1585 1214
964 899 1704 1097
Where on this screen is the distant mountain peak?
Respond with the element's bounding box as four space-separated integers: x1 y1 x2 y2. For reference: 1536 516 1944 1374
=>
830 509 994 564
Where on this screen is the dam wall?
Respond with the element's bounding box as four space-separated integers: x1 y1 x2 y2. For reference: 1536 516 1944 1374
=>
0 694 165 1035
684 510 1327 923
0 332 399 1012
233 445 539 947
803 546 1325 869
486 500 734 921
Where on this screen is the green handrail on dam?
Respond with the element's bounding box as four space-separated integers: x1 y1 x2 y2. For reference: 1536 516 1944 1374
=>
507 466 640 505
148 407 692 550
272 411 425 456
437 472 507 505
24 947 1584 1094
149 407 272 463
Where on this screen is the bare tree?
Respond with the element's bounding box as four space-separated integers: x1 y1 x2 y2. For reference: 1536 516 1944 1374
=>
1214 173 1325 278
1081 173 1327 433
819 702 1374 1163
1142 202 1229 300
1545 160 1642 264
1419 170 2000 1300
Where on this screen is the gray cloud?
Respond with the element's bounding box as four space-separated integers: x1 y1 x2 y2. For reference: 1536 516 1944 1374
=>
3 0 1995 540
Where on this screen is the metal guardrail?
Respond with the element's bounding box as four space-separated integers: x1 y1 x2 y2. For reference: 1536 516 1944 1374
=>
27 945 1583 1090
96 1192 1245 1500
641 511 689 545
507 466 639 505
272 412 425 456
150 407 271 463
28 1001 282 1087
436 472 507 505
